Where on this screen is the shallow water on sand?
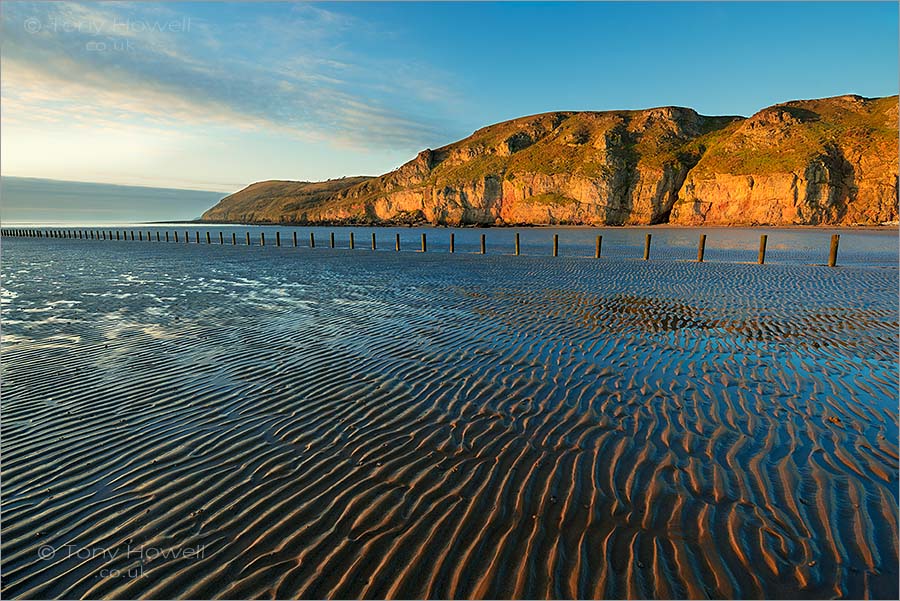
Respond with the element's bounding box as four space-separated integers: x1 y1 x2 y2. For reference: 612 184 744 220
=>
2 237 898 599
7 224 900 266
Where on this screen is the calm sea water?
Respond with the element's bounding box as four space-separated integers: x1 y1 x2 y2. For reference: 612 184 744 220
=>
0 177 225 223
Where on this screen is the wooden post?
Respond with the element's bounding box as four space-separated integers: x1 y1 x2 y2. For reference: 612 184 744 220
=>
697 234 706 262
130 230 135 241
166 231 170 242
219 231 224 244
195 231 200 244
828 234 840 267
371 232 376 250
246 231 251 246
139 231 143 241
449 233 455 253
758 235 767 265
232 232 236 245
643 233 652 260
276 231 281 246
207 231 212 244
174 231 178 243
116 231 120 241
515 232 520 256
349 232 355 249
185 230 189 243
310 232 315 248
293 231 297 247
330 232 335 248
261 232 265 246
395 233 401 251
157 232 161 242
596 235 603 258
480 233 486 255
421 233 427 252
553 234 558 257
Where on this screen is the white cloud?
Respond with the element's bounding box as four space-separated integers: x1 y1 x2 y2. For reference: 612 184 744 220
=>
1 1 464 152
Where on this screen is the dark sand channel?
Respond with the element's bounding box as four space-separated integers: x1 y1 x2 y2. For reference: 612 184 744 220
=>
1 237 898 599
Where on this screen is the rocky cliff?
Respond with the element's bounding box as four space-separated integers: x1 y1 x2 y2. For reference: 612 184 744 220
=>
202 95 898 226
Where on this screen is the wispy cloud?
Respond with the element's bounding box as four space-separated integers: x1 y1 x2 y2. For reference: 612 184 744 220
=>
1 1 462 151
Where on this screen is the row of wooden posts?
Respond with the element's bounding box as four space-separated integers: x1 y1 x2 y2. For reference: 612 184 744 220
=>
1 228 844 266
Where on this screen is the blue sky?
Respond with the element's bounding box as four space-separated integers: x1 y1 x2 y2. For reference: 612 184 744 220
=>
2 1 897 193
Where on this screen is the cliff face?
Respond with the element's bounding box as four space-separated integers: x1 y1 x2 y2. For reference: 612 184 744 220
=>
670 95 899 225
202 95 898 226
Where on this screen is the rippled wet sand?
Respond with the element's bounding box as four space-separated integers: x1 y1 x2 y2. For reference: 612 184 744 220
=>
2 239 898 599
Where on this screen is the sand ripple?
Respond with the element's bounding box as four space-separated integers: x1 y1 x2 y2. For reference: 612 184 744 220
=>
1 241 898 599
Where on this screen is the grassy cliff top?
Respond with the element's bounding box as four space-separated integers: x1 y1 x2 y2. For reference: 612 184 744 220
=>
201 177 372 222
688 94 899 177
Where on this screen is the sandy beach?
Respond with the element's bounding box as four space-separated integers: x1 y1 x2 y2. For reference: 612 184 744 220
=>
1 236 897 599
